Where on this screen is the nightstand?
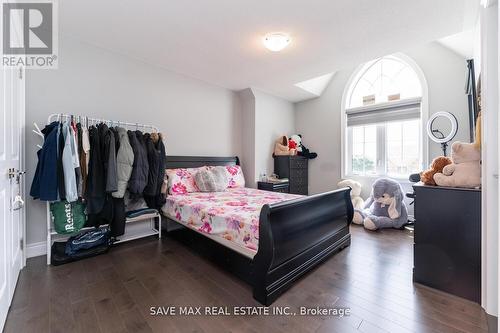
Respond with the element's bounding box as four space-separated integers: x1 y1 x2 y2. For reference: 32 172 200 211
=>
257 181 289 193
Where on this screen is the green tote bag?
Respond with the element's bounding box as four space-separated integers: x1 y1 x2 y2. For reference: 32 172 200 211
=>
50 200 86 234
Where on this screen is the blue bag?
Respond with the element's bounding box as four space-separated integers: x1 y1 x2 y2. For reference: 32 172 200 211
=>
65 227 111 256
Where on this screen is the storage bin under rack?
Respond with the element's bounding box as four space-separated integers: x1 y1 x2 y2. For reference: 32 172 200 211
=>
46 204 161 265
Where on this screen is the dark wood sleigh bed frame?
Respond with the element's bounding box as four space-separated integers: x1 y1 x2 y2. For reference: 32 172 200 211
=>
163 156 353 305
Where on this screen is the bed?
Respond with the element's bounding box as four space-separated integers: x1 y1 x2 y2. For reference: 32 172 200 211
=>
162 156 353 305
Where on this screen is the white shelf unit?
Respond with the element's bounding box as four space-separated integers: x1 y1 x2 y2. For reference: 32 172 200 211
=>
44 113 163 265
46 206 161 264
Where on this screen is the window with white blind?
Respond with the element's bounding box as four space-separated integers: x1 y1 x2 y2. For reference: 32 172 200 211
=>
344 55 424 178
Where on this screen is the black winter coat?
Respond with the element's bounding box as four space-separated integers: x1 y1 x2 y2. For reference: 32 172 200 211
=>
144 133 159 197
127 130 149 198
98 124 118 193
144 133 166 209
85 125 105 214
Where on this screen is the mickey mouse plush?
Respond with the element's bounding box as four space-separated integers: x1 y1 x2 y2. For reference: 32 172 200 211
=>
289 134 318 159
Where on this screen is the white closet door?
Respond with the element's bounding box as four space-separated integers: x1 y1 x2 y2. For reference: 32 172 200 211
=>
0 64 26 331
480 2 499 318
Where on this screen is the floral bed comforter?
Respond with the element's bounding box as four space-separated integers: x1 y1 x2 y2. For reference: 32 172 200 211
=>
162 187 303 253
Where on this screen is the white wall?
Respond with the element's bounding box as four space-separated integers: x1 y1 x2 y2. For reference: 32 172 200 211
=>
25 36 242 248
295 42 470 201
295 70 352 195
238 88 256 188
236 88 295 188
253 89 295 182
405 43 471 158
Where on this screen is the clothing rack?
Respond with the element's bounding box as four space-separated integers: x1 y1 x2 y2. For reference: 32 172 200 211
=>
44 113 162 265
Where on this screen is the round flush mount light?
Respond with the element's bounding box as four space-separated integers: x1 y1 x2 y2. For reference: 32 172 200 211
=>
263 33 291 52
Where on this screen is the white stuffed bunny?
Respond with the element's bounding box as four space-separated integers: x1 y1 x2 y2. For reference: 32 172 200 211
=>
337 179 364 210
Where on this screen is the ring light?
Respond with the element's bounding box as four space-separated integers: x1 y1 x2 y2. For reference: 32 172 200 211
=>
426 111 458 156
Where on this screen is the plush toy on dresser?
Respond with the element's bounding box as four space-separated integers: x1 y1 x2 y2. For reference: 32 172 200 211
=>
433 141 481 188
273 135 297 156
420 156 452 186
337 179 364 210
289 134 318 159
353 178 408 231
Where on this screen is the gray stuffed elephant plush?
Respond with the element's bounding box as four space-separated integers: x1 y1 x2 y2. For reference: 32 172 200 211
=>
352 178 408 230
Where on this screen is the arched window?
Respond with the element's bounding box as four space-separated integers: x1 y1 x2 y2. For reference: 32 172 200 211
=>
343 55 426 178
347 55 422 108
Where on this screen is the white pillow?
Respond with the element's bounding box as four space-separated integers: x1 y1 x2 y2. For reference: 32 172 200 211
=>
194 167 228 192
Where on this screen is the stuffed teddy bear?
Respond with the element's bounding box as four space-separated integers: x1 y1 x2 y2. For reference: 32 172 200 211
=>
337 179 364 210
273 135 297 156
433 141 481 188
420 156 452 186
289 134 318 159
353 178 408 231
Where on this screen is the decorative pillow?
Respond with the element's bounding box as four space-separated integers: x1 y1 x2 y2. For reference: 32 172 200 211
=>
224 165 245 188
194 168 228 192
166 167 205 195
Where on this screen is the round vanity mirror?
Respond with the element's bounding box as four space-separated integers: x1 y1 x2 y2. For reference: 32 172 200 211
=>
426 111 458 156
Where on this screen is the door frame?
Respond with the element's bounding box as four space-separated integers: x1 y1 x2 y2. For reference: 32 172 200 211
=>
480 0 499 318
20 67 26 269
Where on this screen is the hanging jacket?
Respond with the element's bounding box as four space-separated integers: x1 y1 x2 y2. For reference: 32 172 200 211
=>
143 133 159 197
127 130 149 198
71 123 83 198
153 133 166 196
62 122 79 203
86 125 105 214
82 126 90 171
30 149 42 198
57 123 66 200
98 123 118 193
112 127 134 198
144 133 166 209
77 123 88 198
110 127 120 155
30 121 59 201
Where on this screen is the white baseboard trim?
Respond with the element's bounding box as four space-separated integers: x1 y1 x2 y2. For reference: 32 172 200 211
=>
26 241 46 258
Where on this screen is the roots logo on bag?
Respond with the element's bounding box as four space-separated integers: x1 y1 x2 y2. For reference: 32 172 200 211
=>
64 202 74 232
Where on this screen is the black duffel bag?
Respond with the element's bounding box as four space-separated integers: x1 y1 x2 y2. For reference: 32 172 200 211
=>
51 227 111 266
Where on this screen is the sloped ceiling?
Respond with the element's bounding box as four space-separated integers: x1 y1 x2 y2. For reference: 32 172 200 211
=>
59 0 479 102
438 30 475 59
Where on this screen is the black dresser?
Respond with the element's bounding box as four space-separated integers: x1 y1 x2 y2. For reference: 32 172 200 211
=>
412 183 481 303
273 156 308 195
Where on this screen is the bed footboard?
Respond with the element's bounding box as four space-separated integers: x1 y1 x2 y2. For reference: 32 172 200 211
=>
252 187 353 305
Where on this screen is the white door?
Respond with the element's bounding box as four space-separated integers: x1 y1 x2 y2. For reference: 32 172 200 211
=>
480 2 499 317
0 64 26 329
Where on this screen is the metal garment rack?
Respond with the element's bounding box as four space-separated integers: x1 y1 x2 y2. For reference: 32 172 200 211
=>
45 113 162 265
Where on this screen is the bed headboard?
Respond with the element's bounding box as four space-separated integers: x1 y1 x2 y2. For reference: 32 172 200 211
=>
165 156 240 169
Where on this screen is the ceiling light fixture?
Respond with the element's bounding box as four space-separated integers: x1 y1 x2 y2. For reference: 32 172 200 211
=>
263 33 291 52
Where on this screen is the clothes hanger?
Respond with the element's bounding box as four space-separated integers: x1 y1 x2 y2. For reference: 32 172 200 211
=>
33 122 42 135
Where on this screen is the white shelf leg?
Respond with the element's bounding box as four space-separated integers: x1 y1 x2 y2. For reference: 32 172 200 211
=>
46 202 51 265
158 215 162 239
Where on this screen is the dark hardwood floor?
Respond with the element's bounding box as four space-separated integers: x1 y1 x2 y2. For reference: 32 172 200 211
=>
4 226 488 333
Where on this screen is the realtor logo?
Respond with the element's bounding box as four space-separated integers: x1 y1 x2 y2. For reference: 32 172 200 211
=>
2 0 58 69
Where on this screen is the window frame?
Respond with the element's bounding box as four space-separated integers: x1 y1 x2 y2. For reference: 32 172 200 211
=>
341 53 429 181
